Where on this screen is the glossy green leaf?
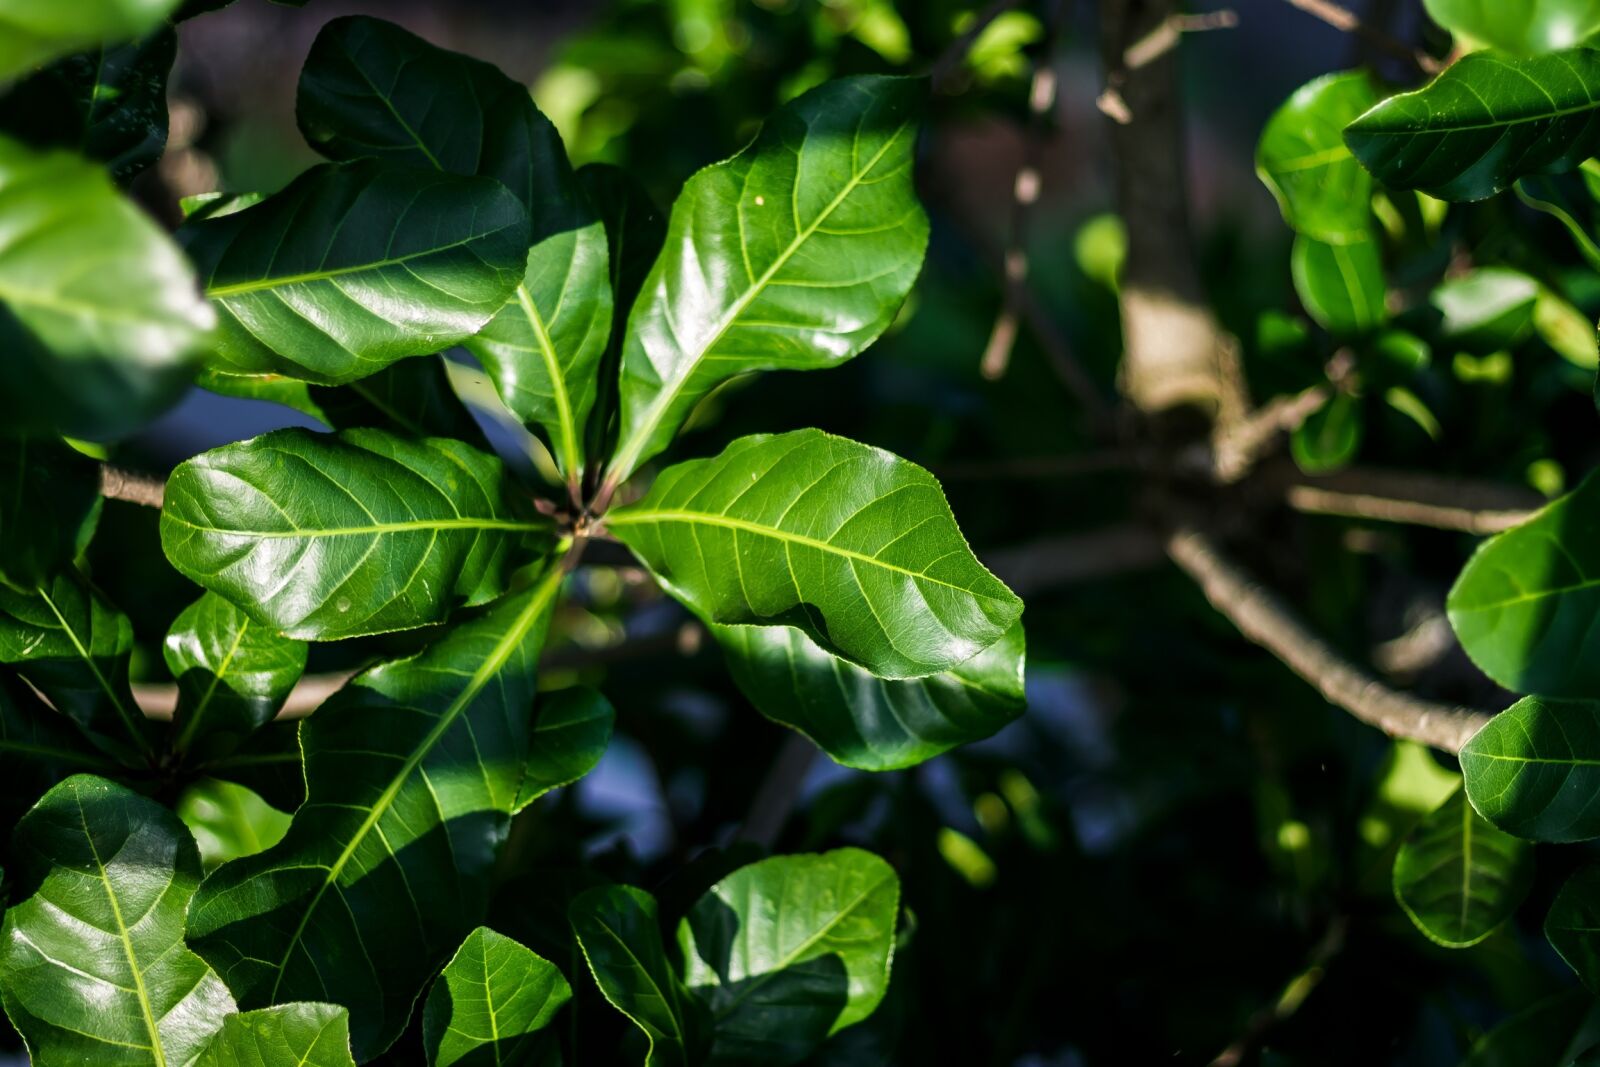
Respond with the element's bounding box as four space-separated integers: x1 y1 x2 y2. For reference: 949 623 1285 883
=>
1344 49 1600 202
166 592 308 762
0 574 157 762
186 570 565 1061
1448 474 1597 695
0 775 236 1066
1423 0 1600 54
1290 390 1363 474
679 848 900 1064
194 1003 357 1067
1290 232 1386 333
570 884 706 1067
1548 865 1600 993
0 436 100 588
1393 786 1533 947
1256 71 1379 242
0 672 119 827
160 427 547 641
1462 989 1600 1067
715 619 1025 771
609 429 1021 680
517 686 615 810
198 367 331 425
1461 696 1600 841
0 28 174 183
422 927 570 1067
1430 267 1539 351
0 0 180 81
298 14 611 482
0 135 212 438
180 159 528 385
312 356 484 441
608 75 928 482
177 779 293 872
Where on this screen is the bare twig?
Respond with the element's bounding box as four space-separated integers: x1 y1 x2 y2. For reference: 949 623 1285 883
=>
1280 0 1441 75
736 732 819 848
100 464 166 508
1210 916 1349 1067
134 670 355 721
1166 525 1493 753
1123 8 1238 70
930 0 1022 94
985 523 1168 595
1281 468 1541 535
1210 384 1331 483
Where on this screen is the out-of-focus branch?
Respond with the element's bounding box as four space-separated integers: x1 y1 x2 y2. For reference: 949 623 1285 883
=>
736 732 818 848
100 464 166 508
985 523 1168 595
1167 525 1493 753
1281 467 1541 534
1210 384 1330 482
134 670 355 721
1210 916 1349 1067
1280 0 1441 75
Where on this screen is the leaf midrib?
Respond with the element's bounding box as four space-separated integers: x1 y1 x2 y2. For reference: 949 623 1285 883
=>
164 514 545 538
205 230 506 297
36 583 147 755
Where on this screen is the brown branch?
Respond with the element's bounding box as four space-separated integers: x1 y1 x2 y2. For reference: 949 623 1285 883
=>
1281 0 1441 75
99 464 166 508
984 523 1168 595
1166 524 1493 753
1281 467 1541 534
1209 384 1331 483
1123 8 1238 70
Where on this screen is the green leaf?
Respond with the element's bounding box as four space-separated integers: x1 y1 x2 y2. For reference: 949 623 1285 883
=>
421 927 571 1067
1462 990 1600 1067
1423 0 1600 54
1430 267 1539 351
1518 168 1600 272
714 619 1025 771
298 14 611 483
1448 473 1598 695
570 884 706 1067
186 569 566 1061
1392 786 1534 947
0 28 174 183
165 592 308 762
0 673 119 828
180 159 529 385
195 719 306 815
177 778 292 871
0 135 212 438
160 427 548 641
0 436 101 588
1535 284 1599 368
1461 696 1600 841
1548 865 1600 993
0 0 180 81
194 1003 358 1067
608 75 929 483
1256 71 1379 242
679 848 900 1064
0 574 157 763
1290 390 1363 474
198 367 331 425
312 356 484 441
1344 49 1600 202
0 775 236 1066
517 686 615 811
608 429 1022 680
1290 232 1387 334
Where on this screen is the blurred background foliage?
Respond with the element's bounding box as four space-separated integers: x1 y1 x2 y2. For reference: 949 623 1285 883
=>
31 0 1600 1063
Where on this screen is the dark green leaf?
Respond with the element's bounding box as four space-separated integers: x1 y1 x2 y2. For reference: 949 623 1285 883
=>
1462 990 1600 1067
166 592 308 762
715 619 1025 771
608 429 1022 680
1461 696 1600 842
312 356 483 441
1548 865 1600 992
180 160 528 386
177 778 292 871
298 15 611 482
1448 474 1595 695
197 367 331 425
196 719 306 814
160 427 548 641
0 0 180 81
1290 232 1387 333
0 436 100 588
517 686 614 811
0 672 119 827
1344 49 1600 201
0 135 212 438
678 848 899 1064
1256 71 1379 242
0 574 157 763
0 775 236 1065
570 884 706 1067
608 75 928 483
186 570 565 1061
1430 267 1539 351
0 28 174 182
422 926 570 1067
1392 786 1534 947
1290 391 1363 474
194 1003 357 1067
1423 0 1600 54
1518 168 1600 273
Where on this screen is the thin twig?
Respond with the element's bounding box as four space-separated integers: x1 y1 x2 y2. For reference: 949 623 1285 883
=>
1281 0 1441 75
736 732 819 848
1123 9 1238 70
100 464 166 508
1166 525 1493 753
1282 468 1540 535
1209 384 1331 483
930 0 1023 94
1210 916 1349 1067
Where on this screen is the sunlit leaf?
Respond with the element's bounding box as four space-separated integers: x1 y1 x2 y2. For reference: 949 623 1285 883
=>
1256 71 1378 242
421 927 570 1066
1461 696 1600 842
1423 0 1600 54
0 0 180 81
177 779 293 872
194 1003 358 1067
1290 232 1386 333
